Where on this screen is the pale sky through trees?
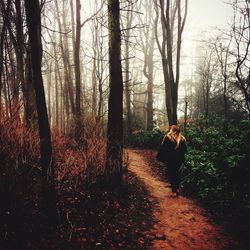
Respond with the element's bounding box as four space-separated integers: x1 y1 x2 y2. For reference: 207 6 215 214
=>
184 0 233 48
176 0 233 115
188 0 233 30
84 0 233 75
82 0 233 67
182 0 233 79
75 0 235 117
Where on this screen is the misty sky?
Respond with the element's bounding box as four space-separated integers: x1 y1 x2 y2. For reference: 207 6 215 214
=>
187 0 232 30
181 0 233 80
183 0 233 54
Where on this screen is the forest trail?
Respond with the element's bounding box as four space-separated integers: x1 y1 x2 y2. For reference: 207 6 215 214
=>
127 149 233 250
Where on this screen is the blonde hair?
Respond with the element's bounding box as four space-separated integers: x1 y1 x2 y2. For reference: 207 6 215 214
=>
166 125 185 149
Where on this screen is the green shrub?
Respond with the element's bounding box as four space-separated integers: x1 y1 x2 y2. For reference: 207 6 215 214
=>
181 118 250 217
127 129 164 149
181 149 220 201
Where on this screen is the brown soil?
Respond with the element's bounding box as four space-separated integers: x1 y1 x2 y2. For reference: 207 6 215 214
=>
127 149 234 250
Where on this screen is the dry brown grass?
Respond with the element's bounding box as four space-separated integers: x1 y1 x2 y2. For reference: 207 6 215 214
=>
0 116 107 191
0 119 40 168
53 131 106 185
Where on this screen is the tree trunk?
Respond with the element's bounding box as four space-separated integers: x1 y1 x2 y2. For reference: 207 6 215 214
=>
55 0 75 121
92 40 97 116
105 0 123 183
7 39 19 119
75 0 82 132
47 63 52 125
15 0 28 123
24 0 57 222
154 3 172 125
97 22 104 122
145 27 155 131
124 6 132 136
0 0 11 116
24 48 37 129
156 0 188 125
3 57 10 119
54 63 59 129
138 0 155 131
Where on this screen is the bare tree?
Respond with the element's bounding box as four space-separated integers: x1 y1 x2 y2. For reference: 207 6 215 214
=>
232 0 250 118
73 0 104 136
138 0 156 131
24 0 57 222
75 0 82 132
92 11 107 123
0 0 11 115
154 0 188 125
55 0 75 128
213 33 233 131
194 46 218 127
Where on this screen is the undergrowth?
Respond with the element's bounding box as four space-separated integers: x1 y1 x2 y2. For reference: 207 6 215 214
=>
0 117 154 249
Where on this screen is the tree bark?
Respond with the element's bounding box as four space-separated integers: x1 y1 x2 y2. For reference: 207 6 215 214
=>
232 0 250 119
15 0 27 122
24 48 37 129
92 23 97 116
0 0 11 116
46 63 52 125
54 62 59 129
75 0 82 130
24 0 57 222
105 0 123 183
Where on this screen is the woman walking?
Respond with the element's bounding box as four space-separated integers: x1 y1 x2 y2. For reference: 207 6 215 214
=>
157 125 187 197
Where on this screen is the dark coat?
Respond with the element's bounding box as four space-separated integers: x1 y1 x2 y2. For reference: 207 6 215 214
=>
157 135 187 166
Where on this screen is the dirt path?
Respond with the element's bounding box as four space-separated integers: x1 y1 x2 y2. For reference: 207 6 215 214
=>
127 149 233 250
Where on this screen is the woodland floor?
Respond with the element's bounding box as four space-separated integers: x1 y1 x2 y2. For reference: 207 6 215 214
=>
1 149 247 249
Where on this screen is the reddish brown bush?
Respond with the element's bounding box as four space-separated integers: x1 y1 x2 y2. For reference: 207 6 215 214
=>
0 116 107 192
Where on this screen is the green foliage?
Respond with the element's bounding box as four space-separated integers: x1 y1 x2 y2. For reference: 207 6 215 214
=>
182 149 220 200
181 118 250 218
127 129 164 149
